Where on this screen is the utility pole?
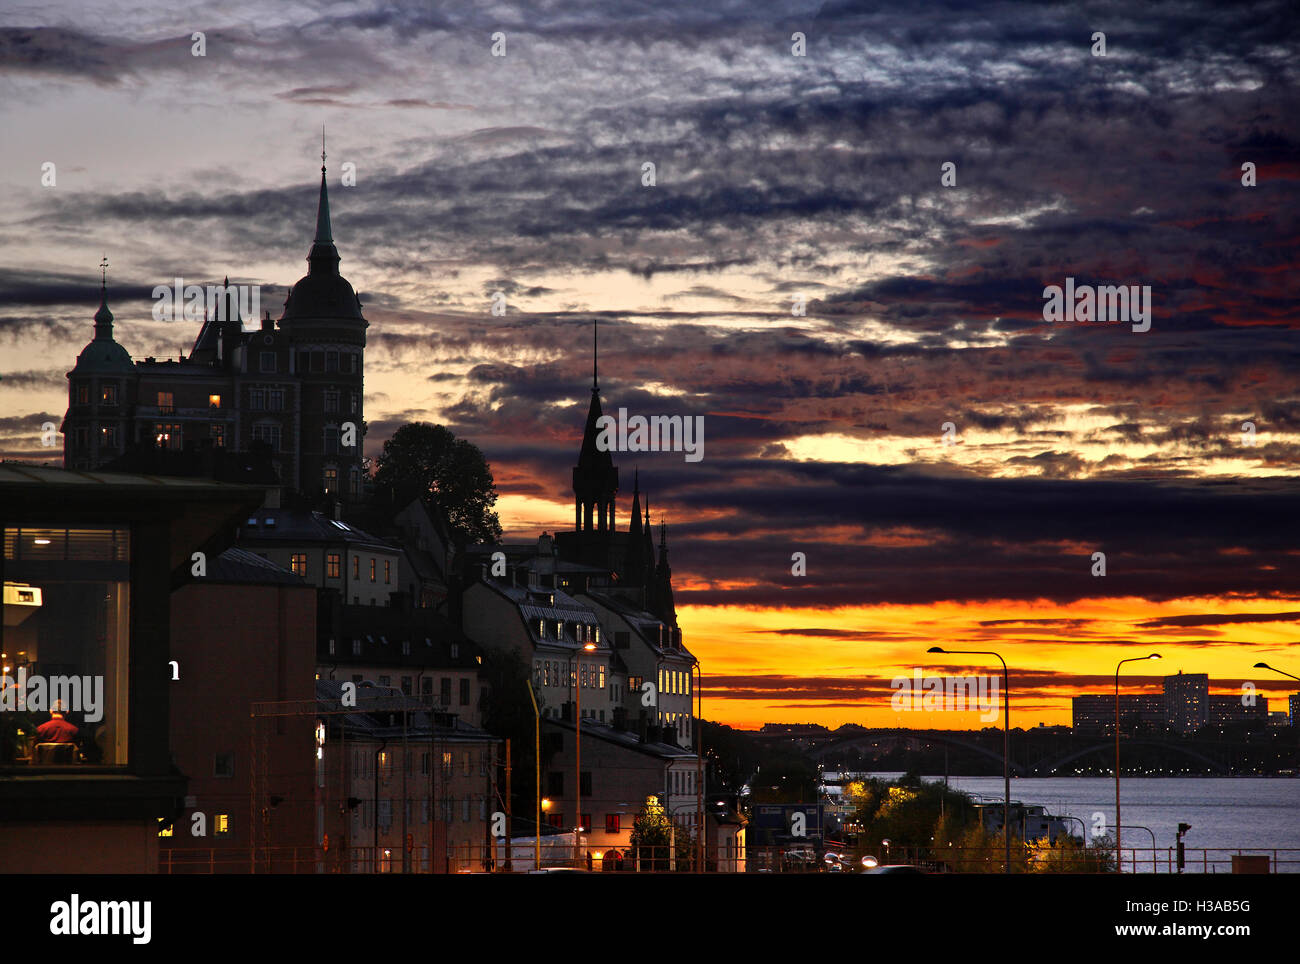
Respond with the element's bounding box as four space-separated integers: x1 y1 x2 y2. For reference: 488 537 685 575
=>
505 739 513 872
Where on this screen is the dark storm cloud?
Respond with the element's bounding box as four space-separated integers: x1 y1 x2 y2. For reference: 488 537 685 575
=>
0 26 200 84
0 369 65 390
1138 612 1300 628
4 0 1299 620
705 668 1229 703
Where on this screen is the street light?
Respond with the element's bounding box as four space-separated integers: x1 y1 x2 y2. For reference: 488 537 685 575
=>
574 640 598 853
527 681 543 871
692 657 704 871
1115 653 1161 873
1120 824 1158 874
1254 662 1300 682
928 647 1011 873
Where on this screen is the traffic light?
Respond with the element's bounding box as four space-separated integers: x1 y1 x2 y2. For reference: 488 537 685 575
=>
1176 822 1191 872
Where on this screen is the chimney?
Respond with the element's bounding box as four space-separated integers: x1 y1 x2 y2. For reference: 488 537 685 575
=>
333 500 342 521
261 310 274 332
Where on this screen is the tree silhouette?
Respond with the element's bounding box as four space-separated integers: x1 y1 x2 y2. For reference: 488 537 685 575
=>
372 422 503 546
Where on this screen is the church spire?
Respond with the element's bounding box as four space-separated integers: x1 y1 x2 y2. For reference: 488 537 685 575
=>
93 254 113 340
573 320 618 534
626 468 645 588
655 516 677 626
307 130 339 276
593 319 598 393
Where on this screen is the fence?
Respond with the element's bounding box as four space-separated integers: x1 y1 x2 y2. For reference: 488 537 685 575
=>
158 843 728 873
746 844 1300 874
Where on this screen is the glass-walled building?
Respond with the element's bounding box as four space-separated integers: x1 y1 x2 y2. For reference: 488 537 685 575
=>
0 464 263 872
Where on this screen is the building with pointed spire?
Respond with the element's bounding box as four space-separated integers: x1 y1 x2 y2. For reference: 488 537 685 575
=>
61 156 368 502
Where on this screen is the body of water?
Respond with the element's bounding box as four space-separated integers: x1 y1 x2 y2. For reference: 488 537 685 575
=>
864 774 1299 868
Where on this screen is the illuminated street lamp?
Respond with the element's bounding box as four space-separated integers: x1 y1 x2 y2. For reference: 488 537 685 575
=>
575 641 597 847
928 647 1011 873
1115 653 1161 873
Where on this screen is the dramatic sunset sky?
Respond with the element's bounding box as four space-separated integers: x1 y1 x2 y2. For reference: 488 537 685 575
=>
1 1 1297 729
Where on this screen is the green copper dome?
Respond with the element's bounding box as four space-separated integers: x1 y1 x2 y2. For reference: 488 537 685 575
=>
70 289 134 374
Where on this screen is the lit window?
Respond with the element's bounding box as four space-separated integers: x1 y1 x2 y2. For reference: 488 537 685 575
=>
353 556 359 579
75 383 90 405
100 384 117 405
369 558 376 582
215 814 231 836
323 468 338 494
154 423 182 450
291 553 307 576
327 553 341 578
210 424 225 447
384 560 391 584
208 394 221 408
158 824 174 837
156 391 173 413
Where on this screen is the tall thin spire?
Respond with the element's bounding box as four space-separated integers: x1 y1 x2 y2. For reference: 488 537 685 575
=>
93 254 113 339
592 319 599 393
307 134 339 275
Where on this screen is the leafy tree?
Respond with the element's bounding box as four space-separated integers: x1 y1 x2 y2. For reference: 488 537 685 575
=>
629 795 695 870
372 422 503 546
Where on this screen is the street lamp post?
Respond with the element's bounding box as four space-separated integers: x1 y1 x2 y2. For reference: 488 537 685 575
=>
1254 662 1300 683
928 647 1011 873
693 658 704 871
526 680 542 872
1120 824 1158 873
1115 653 1161 873
575 641 597 860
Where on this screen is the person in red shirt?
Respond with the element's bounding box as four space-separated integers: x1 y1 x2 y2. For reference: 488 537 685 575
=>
36 709 79 744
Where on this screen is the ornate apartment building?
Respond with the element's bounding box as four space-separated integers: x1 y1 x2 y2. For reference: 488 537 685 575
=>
62 155 368 502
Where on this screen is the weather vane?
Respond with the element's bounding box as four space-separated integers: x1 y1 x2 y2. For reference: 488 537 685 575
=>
100 254 108 286
321 125 326 168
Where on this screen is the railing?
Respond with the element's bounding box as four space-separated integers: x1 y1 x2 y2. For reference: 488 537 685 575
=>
745 844 1300 873
159 844 743 874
